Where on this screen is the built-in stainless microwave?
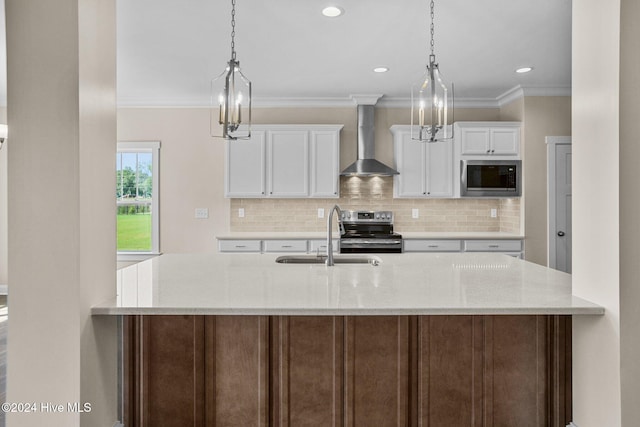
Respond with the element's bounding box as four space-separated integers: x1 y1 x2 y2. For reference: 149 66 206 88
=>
460 160 521 197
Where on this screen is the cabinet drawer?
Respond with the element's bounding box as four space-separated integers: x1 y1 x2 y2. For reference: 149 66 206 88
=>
263 240 308 253
218 240 262 253
403 239 462 252
463 239 522 252
308 239 339 253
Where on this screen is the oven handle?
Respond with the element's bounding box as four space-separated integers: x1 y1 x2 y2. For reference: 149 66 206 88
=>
340 240 403 245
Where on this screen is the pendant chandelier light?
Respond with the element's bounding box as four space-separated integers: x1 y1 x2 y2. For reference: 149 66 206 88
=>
411 0 454 142
211 0 252 140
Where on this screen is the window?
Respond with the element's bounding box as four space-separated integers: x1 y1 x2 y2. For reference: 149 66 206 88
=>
117 141 160 258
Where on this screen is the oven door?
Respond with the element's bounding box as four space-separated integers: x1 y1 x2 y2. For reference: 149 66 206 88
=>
339 238 403 253
461 160 521 197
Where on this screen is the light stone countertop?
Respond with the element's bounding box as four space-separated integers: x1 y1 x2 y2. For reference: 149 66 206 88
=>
93 252 602 316
215 231 524 240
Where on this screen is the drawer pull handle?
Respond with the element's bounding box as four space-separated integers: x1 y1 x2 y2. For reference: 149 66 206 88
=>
235 245 246 248
428 245 439 248
281 245 293 248
488 244 500 248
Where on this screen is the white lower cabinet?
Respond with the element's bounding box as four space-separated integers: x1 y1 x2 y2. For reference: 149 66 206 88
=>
263 240 308 253
403 239 462 252
308 239 340 254
403 238 524 257
218 238 339 254
218 240 262 253
463 239 522 252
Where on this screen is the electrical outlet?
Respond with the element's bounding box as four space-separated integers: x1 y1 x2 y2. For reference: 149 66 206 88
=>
238 208 245 218
490 208 497 218
318 208 325 219
195 208 209 219
412 208 419 219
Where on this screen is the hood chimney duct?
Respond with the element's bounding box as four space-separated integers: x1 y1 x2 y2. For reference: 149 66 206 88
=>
340 96 399 176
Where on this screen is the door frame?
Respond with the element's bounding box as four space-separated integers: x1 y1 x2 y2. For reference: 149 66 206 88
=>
546 136 572 270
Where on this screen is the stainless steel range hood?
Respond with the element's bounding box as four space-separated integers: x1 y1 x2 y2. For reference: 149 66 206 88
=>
340 104 399 176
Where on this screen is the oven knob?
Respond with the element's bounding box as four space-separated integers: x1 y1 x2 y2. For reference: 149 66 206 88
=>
386 214 391 220
375 214 380 219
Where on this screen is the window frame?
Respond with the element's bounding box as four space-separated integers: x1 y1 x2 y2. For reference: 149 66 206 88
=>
117 141 160 261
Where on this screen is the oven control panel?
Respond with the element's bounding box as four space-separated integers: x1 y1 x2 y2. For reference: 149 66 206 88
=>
341 210 394 223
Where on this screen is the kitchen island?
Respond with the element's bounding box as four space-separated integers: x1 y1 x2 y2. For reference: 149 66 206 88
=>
94 252 602 427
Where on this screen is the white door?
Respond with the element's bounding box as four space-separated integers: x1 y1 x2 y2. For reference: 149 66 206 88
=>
309 130 339 198
394 132 426 197
425 140 453 197
225 131 266 197
267 130 309 197
547 137 572 273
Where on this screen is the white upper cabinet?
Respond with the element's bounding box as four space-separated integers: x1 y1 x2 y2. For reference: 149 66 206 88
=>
456 122 521 158
391 125 454 198
225 131 267 197
225 125 342 198
310 130 340 197
268 130 309 197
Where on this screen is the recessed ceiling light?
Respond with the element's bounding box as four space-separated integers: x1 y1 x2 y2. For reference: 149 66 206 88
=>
516 67 533 74
322 6 344 17
373 67 389 73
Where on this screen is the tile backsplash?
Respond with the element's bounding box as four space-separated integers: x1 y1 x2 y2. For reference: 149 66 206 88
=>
230 176 521 233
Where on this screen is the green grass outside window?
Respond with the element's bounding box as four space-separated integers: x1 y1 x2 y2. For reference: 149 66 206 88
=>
117 213 152 251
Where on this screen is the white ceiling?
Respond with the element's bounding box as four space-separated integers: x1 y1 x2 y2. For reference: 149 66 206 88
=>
0 0 572 107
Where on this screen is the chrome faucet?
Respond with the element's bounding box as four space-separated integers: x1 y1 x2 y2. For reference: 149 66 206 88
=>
326 204 345 266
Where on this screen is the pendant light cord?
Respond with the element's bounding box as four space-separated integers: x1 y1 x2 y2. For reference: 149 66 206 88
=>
429 0 435 62
230 0 237 60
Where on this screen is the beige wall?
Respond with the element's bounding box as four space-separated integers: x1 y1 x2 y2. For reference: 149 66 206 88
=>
619 0 640 422
499 96 572 266
118 107 231 253
6 0 117 425
500 97 524 122
572 0 623 425
522 97 571 266
0 106 6 284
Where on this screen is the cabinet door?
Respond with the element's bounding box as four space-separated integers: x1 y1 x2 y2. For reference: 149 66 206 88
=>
417 316 484 426
126 316 206 427
425 140 453 197
310 130 340 197
205 316 269 427
345 316 410 426
394 131 426 197
490 127 520 156
268 130 309 197
225 131 266 197
272 317 344 427
459 127 491 155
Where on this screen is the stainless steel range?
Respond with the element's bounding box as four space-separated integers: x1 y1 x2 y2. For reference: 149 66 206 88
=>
339 210 403 253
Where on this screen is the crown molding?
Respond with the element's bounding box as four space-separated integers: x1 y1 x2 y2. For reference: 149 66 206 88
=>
350 94 383 105
116 85 572 109
496 85 572 107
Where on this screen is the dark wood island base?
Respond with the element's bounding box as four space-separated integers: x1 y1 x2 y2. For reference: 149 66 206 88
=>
123 315 571 427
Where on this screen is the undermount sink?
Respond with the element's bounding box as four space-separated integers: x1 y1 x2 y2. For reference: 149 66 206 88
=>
275 255 381 266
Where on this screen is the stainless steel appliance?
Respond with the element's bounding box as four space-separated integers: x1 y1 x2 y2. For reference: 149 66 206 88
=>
340 104 399 176
339 210 403 253
460 160 522 197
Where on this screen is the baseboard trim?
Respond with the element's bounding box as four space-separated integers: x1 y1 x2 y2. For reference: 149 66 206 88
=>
568 422 579 427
